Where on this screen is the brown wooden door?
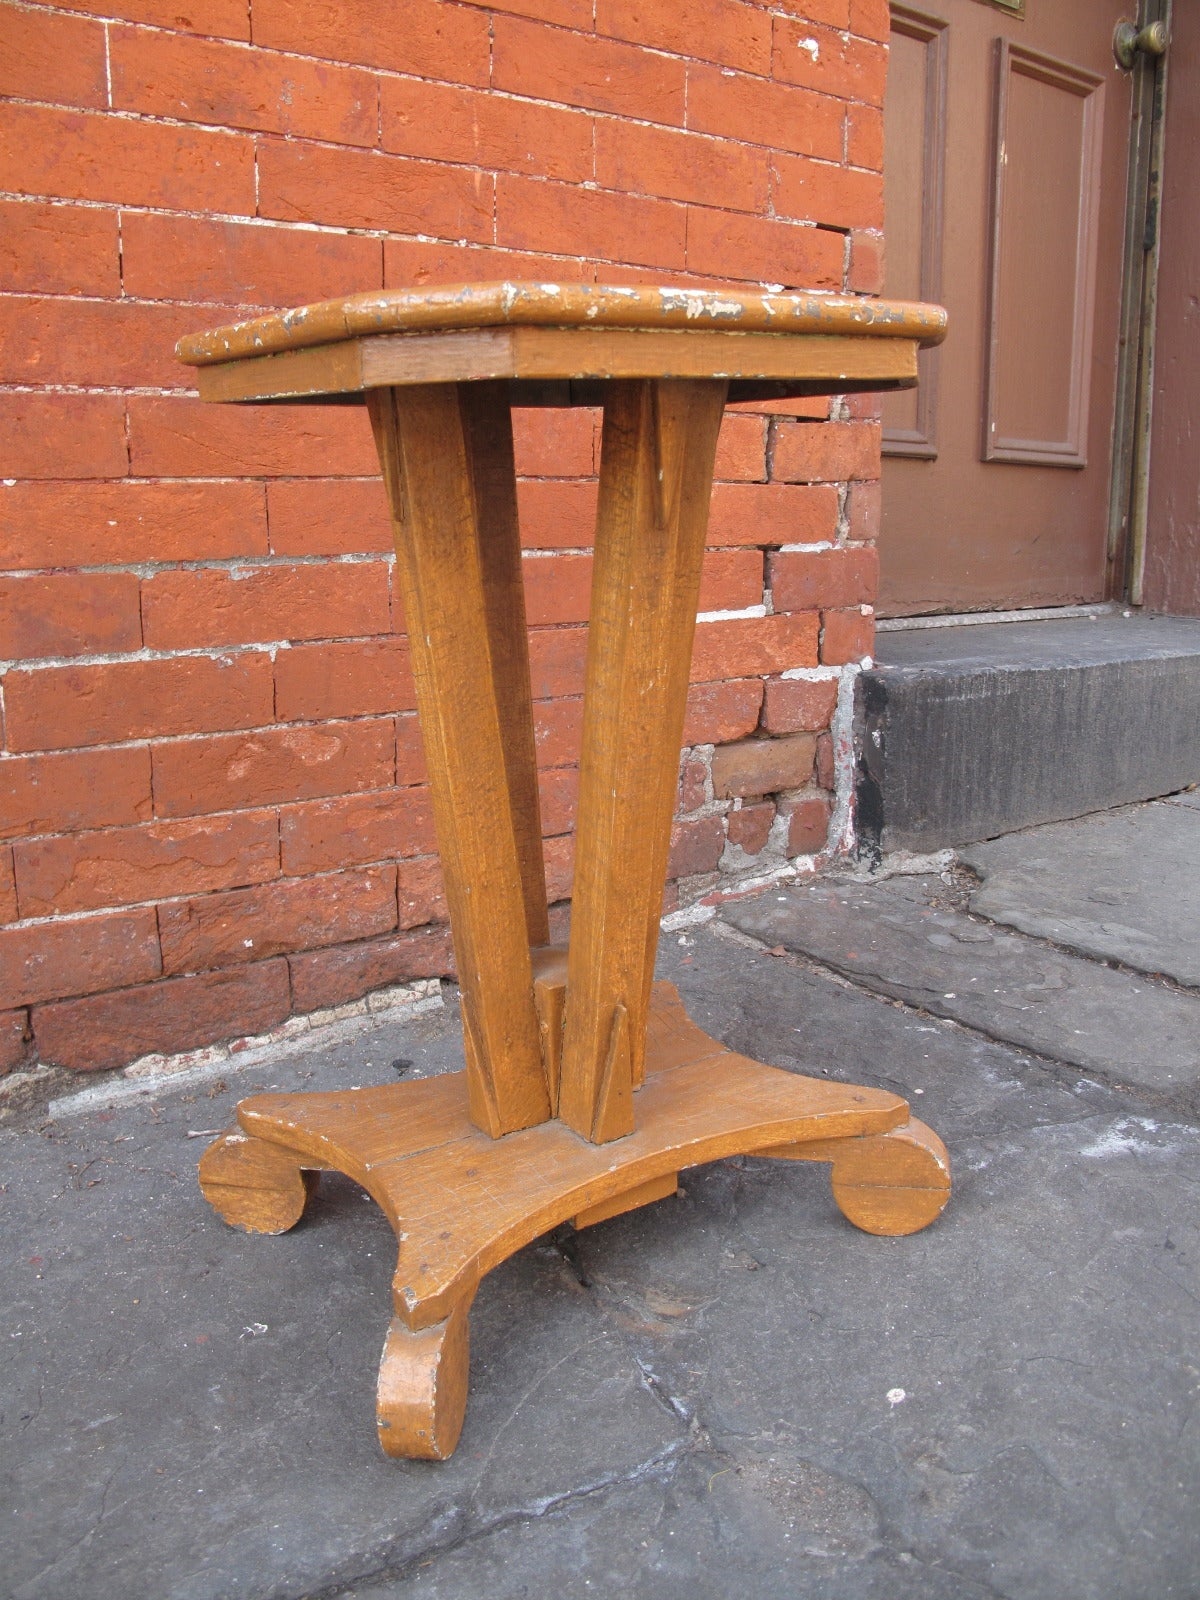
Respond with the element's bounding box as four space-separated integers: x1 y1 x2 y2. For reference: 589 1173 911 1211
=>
880 0 1134 615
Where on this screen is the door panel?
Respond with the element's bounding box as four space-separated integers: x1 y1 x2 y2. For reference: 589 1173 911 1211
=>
880 0 1133 616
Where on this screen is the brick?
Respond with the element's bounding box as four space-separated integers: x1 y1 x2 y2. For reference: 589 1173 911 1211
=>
529 626 588 700
45 0 250 39
397 854 447 928
850 0 891 44
729 395 831 419
534 697 583 768
0 5 107 109
678 754 707 813
395 714 428 788
110 28 376 146
669 814 725 878
128 396 379 478
385 238 592 294
821 607 874 664
0 1009 29 1072
159 864 396 974
771 18 888 104
700 550 764 612
275 637 415 723
846 478 882 542
769 545 878 612
4 654 273 753
151 718 395 818
727 800 775 855
787 795 833 856
683 678 763 744
847 104 884 171
0 481 268 570
513 408 598 478
543 832 574 902
708 483 840 548
266 478 391 556
497 175 687 272
280 787 436 875
0 103 255 213
0 748 153 843
715 414 768 483
712 733 816 799
772 153 883 230
252 0 489 82
848 229 884 294
0 295 218 391
142 562 391 652
0 907 159 1008
597 0 770 73
686 65 842 164
516 479 599 551
0 845 15 923
0 200 118 296
815 730 835 790
493 15 685 124
0 393 126 480
686 207 844 288
538 764 579 837
15 813 279 918
257 139 494 241
761 677 839 734
33 960 291 1073
772 421 881 483
459 0 591 23
382 79 593 184
289 925 454 1013
0 573 142 661
770 0 849 22
595 121 767 212
122 214 383 308
691 613 818 681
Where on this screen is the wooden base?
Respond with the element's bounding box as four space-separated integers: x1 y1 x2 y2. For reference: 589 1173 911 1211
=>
199 982 950 1460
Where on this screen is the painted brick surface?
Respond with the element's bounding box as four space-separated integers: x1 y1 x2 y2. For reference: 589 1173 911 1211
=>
1 0 883 1071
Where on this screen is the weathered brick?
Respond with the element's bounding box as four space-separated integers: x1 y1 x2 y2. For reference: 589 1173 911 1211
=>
816 730 835 789
110 28 377 145
516 479 599 551
683 678 763 744
686 207 843 287
266 478 392 556
595 121 768 212
761 677 839 735
275 637 416 723
0 102 256 213
0 393 127 480
669 814 725 878
772 421 882 483
726 800 775 855
846 478 882 542
0 573 142 660
772 153 884 230
33 960 291 1072
715 414 768 482
848 228 885 294
821 607 874 664
289 925 454 1013
691 614 819 682
493 15 686 123
0 748 153 843
14 813 279 918
0 199 119 296
3 654 273 753
529 627 588 700
122 214 383 308
534 696 584 768
521 555 593 627
45 0 250 38
280 787 436 875
252 0 490 82
847 104 885 171
513 408 598 478
0 846 15 924
497 175 687 271
382 78 593 182
538 764 579 836
544 833 575 902
685 63 843 162
0 1008 30 1073
850 0 891 44
0 295 220 391
0 481 268 570
711 734 816 799
708 483 840 548
0 6 108 110
769 546 878 613
257 139 495 241
159 864 397 975
383 238 591 295
771 18 888 104
597 0 770 72
151 719 395 819
787 795 833 856
0 908 160 1008
128 395 379 478
395 714 429 788
142 563 392 651
678 755 708 813
398 855 448 928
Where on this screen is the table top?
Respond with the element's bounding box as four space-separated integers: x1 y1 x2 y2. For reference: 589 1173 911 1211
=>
177 282 947 407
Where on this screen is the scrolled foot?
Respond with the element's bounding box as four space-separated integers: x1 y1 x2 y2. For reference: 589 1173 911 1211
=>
826 1119 951 1237
377 1304 470 1461
198 1128 317 1234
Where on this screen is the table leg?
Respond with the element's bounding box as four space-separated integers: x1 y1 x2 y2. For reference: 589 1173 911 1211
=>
369 383 550 1137
558 379 728 1143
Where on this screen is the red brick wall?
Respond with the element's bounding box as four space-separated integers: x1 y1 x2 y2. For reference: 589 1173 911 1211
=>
0 0 887 1074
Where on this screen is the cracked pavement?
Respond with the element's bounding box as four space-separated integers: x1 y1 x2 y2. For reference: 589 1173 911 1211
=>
2 798 1199 1599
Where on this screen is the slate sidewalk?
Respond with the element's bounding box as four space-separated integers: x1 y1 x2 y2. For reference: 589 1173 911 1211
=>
3 794 1198 1600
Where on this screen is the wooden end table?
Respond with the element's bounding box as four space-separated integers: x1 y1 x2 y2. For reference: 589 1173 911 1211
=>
178 283 950 1462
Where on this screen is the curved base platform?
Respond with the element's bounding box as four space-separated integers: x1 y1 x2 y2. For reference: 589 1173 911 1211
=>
199 982 950 1461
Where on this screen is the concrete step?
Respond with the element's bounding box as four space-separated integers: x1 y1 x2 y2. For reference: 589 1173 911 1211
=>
855 613 1200 854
